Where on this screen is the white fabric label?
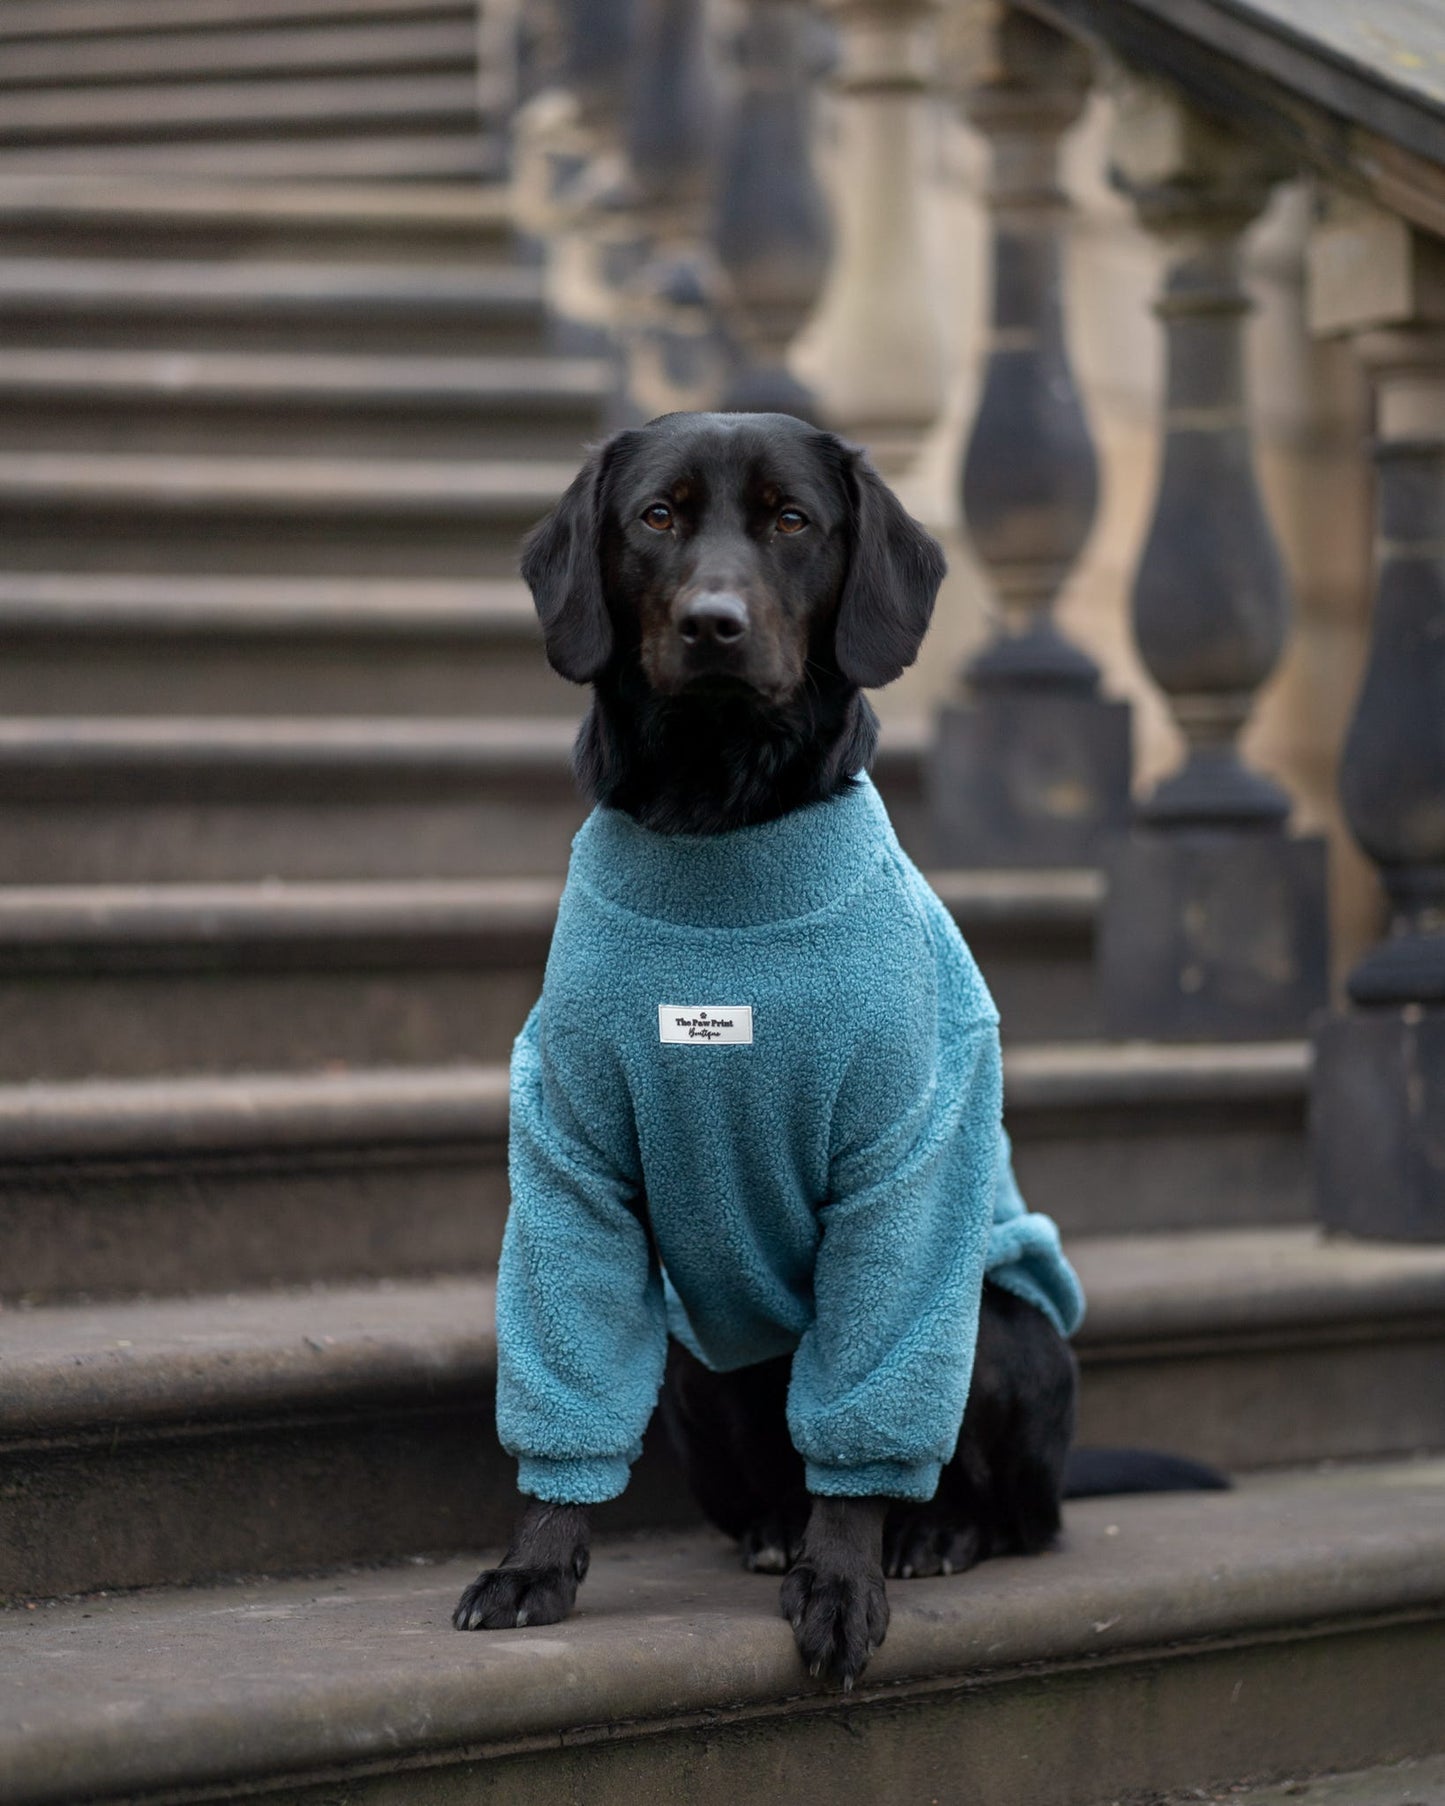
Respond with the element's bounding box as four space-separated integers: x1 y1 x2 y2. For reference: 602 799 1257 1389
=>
658 1005 754 1045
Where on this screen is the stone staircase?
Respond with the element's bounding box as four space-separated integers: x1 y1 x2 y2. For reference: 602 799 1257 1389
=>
0 0 505 181
1 12 1443 1804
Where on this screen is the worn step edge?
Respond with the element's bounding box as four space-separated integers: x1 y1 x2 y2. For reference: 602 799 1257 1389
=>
1 1466 1443 1806
0 871 1102 966
0 572 540 637
0 0 473 44
0 717 931 791
0 254 545 313
0 20 480 84
1003 1038 1311 1109
0 74 489 140
0 1039 1304 1168
6 1230 1444 1440
0 349 611 409
0 876 564 966
0 1276 496 1439
0 173 513 230
0 1063 507 1164
0 716 578 786
0 135 502 182
0 451 572 513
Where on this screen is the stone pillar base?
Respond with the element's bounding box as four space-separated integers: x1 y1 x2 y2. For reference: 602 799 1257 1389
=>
928 695 1132 868
1098 830 1329 1040
1313 1005 1445 1242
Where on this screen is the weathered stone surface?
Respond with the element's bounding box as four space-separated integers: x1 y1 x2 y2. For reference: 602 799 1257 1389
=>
930 694 1132 868
0 574 570 717
1098 830 1329 1041
1314 1006 1445 1241
5 1233 1443 1596
2 1467 1443 1806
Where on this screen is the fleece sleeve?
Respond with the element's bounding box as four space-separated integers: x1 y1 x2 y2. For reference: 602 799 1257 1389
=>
985 1129 1086 1337
495 1003 667 1505
787 1019 1003 1501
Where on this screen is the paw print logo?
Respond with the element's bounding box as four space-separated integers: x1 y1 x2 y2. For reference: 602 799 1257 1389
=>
699 1010 709 1020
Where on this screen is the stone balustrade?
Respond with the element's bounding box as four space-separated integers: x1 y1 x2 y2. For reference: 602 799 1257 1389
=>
507 0 1445 1241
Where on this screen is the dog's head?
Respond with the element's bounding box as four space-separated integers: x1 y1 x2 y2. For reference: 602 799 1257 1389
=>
521 412 946 704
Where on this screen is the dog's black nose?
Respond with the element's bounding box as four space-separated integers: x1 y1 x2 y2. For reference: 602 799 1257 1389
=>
678 593 749 648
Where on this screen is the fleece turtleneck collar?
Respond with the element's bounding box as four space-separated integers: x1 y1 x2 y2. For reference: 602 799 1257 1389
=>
567 772 895 930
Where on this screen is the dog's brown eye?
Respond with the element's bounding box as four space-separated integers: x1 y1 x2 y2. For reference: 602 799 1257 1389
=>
777 508 808 535
641 503 673 531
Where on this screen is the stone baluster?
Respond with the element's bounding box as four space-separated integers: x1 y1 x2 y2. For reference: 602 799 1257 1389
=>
510 0 640 352
929 5 1131 867
712 0 832 418
1307 202 1445 1240
802 0 947 455
612 0 730 422
1097 81 1328 1039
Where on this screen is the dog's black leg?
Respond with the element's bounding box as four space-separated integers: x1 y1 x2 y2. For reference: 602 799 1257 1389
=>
659 1339 810 1573
780 1496 890 1690
884 1284 1077 1580
452 1498 591 1631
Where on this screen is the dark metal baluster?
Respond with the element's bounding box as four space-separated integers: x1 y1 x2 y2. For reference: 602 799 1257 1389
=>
1097 83 1328 1039
1308 203 1445 1239
929 7 1131 867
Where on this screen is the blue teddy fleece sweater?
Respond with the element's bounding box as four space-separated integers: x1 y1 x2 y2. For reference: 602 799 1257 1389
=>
498 772 1085 1506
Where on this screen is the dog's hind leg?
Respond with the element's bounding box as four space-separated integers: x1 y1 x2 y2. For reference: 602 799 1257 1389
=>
659 1339 810 1572
885 1283 1077 1579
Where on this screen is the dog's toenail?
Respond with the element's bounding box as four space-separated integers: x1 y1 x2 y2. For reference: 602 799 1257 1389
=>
901 1565 913 1580
515 1610 529 1628
843 1674 855 1693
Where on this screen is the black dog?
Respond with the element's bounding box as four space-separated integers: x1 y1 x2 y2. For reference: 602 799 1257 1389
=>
454 411 1220 1688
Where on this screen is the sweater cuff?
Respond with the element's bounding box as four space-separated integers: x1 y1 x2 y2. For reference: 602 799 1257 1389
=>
804 1458 941 1502
516 1454 632 1505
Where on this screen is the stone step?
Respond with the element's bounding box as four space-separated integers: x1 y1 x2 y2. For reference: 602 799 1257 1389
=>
0 73 491 144
1005 1038 1311 1234
0 878 558 1079
0 1043 1311 1302
0 18 479 85
1167 1756 1445 1805
0 348 611 457
2 1234 1443 1599
0 255 549 351
0 174 516 260
0 0 470 41
0 717 934 880
5 1464 1443 1806
0 574 569 714
0 452 571 573
0 869 1101 1083
0 1276 683 1600
0 1065 513 1301
0 131 501 182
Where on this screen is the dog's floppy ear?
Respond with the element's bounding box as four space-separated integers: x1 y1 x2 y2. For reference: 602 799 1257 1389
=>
520 433 631 683
832 443 947 689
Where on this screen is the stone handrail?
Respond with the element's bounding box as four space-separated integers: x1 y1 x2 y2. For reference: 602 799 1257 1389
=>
501 0 1444 1242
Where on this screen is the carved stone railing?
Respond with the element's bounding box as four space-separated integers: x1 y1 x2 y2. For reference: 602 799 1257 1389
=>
988 1 1443 1235
504 0 1445 1241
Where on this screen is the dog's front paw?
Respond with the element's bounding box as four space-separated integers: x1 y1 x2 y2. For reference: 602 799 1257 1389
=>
452 1556 585 1632
779 1559 889 1690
